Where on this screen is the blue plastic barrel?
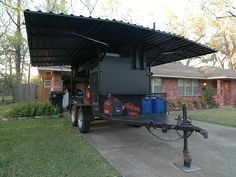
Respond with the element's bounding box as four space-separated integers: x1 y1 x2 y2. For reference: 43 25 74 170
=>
152 97 166 113
142 97 152 114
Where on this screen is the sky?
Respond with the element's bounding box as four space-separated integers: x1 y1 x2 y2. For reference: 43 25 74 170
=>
119 0 189 28
28 0 196 77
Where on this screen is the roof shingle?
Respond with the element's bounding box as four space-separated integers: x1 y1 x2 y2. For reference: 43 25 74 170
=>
151 63 236 80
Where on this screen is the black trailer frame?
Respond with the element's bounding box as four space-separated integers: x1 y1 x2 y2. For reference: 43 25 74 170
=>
24 10 216 172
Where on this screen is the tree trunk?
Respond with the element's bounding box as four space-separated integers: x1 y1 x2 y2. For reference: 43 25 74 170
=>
228 56 235 71
1 81 5 103
28 63 31 83
9 57 12 75
15 0 21 82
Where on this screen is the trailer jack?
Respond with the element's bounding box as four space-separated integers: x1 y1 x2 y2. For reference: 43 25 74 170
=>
174 105 203 173
146 104 207 173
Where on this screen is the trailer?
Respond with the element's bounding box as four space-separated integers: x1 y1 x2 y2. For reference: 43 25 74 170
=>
24 10 216 172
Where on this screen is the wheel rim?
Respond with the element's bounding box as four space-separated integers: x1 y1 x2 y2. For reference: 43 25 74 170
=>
78 110 83 128
71 109 75 123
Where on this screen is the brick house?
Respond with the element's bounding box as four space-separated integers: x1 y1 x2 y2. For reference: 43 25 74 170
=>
151 63 236 107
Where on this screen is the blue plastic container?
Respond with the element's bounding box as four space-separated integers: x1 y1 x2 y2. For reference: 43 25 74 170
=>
152 97 166 113
142 97 152 114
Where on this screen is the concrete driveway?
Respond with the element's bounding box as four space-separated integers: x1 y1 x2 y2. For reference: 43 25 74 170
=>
85 120 236 177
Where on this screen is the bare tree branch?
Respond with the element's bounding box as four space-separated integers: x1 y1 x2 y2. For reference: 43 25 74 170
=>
6 10 18 27
80 0 98 16
228 11 236 17
0 18 10 38
216 15 235 19
70 0 74 13
195 34 205 42
217 11 236 19
0 0 17 10
1 0 19 27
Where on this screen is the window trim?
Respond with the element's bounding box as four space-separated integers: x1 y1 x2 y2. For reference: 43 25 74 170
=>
151 78 163 93
178 79 199 96
44 80 52 88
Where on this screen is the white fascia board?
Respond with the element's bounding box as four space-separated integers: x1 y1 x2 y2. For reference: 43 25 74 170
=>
38 67 71 72
152 74 206 80
206 76 236 80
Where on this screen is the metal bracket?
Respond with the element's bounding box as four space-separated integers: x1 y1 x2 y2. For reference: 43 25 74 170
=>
72 32 109 62
72 32 109 47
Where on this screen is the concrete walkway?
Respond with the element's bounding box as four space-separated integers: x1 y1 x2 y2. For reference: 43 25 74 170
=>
85 120 236 177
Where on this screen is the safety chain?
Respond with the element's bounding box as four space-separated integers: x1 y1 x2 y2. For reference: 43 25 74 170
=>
146 126 183 142
145 115 194 142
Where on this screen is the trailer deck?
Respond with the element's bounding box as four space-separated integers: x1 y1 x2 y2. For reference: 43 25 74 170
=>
97 113 177 127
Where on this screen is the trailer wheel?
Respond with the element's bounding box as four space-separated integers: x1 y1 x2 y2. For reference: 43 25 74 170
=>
77 108 91 133
71 106 78 127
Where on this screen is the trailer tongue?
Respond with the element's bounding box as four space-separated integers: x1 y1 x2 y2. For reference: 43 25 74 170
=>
97 103 208 172
24 10 216 172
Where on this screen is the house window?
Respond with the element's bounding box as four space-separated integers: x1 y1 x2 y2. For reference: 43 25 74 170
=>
44 80 51 88
178 79 199 96
192 80 199 95
178 79 184 95
151 78 162 93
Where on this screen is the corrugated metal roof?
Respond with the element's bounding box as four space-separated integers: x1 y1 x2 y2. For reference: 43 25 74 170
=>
24 10 216 67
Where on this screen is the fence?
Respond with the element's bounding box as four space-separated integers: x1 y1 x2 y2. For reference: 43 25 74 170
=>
13 83 37 102
37 85 50 102
0 81 14 104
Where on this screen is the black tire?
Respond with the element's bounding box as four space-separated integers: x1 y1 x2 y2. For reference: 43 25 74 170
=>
77 108 91 133
71 106 78 127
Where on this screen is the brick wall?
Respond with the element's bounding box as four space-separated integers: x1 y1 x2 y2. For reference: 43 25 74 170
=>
215 80 234 106
224 80 231 105
51 71 63 91
231 80 236 107
160 77 236 107
162 77 201 101
216 80 224 106
162 78 178 98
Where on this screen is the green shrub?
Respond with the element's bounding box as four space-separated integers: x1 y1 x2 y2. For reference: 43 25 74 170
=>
167 96 204 111
202 88 218 108
200 97 208 109
193 100 202 109
5 101 59 118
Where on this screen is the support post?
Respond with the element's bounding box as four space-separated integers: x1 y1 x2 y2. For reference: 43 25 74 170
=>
182 104 192 167
174 104 201 173
70 67 73 105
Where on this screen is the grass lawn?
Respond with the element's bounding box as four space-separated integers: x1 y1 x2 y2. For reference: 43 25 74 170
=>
0 118 121 177
170 107 236 128
0 103 13 118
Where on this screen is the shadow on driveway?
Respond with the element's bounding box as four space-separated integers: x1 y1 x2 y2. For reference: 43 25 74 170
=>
85 120 236 177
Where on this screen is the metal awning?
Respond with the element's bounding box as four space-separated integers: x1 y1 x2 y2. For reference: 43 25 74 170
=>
24 10 216 67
